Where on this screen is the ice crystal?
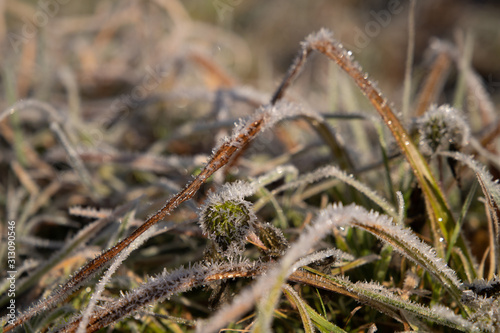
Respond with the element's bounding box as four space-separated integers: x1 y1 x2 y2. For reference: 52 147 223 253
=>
77 226 159 333
71 260 267 333
199 202 357 332
331 275 478 332
461 290 500 332
463 277 500 298
261 100 324 131
302 28 335 48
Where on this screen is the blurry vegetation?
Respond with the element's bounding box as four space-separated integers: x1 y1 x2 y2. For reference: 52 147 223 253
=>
0 0 500 332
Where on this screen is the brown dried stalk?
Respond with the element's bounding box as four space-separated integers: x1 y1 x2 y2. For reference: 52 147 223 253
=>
414 50 452 117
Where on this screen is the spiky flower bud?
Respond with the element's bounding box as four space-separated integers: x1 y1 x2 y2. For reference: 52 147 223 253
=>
200 197 257 257
417 104 470 155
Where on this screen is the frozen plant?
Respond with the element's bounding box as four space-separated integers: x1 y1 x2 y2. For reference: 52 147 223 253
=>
200 196 256 256
417 104 470 155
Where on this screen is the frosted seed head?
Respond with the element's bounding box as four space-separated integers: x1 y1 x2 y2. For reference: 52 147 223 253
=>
200 199 256 255
417 104 470 155
199 181 259 259
256 222 289 258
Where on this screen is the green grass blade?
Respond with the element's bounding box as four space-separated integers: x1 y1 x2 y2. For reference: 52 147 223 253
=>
282 284 315 333
304 302 347 333
328 275 476 332
319 204 465 307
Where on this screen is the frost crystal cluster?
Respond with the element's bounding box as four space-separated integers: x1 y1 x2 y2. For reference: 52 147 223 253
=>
200 199 256 256
199 181 258 257
417 104 470 155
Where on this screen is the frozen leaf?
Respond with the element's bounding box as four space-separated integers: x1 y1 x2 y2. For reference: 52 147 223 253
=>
316 204 463 301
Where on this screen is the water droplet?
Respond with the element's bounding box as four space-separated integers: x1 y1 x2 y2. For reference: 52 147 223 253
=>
387 121 392 125
439 237 445 242
438 218 443 222
404 141 410 146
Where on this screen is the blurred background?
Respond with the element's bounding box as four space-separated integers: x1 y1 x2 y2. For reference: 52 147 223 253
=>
0 0 498 186
1 0 499 106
